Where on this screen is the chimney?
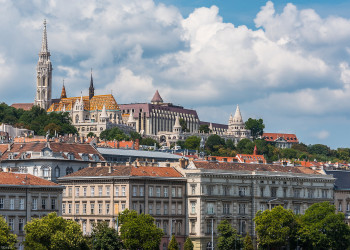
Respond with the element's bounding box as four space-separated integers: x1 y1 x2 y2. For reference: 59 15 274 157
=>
179 158 186 169
108 166 113 173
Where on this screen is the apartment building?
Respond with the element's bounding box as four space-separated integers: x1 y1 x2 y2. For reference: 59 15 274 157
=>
58 165 187 249
176 161 335 249
0 172 63 249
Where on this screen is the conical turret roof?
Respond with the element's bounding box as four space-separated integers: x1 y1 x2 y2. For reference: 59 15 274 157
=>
151 90 163 104
127 110 136 123
233 104 243 123
173 115 181 128
60 81 67 99
41 19 49 53
100 104 108 119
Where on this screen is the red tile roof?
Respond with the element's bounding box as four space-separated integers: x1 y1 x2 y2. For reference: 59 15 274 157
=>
236 154 266 164
0 142 104 161
63 165 183 178
11 103 34 111
191 161 320 175
262 133 299 143
0 172 59 186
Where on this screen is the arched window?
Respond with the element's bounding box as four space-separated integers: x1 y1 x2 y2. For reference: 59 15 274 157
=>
33 167 38 176
75 115 79 123
55 166 60 178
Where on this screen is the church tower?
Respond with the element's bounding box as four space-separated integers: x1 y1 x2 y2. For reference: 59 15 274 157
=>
34 19 52 110
89 69 94 99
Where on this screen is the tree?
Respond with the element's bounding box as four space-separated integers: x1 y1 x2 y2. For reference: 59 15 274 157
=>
245 118 265 140
100 127 130 141
225 139 235 150
184 136 201 150
291 143 308 152
298 202 350 250
179 118 188 132
24 212 88 250
0 216 17 250
243 234 254 250
205 134 225 153
254 206 298 249
130 131 142 141
307 144 330 156
217 220 242 250
119 209 163 250
184 237 194 250
198 124 210 133
140 137 159 148
168 235 179 250
89 221 123 250
236 138 254 154
87 132 96 138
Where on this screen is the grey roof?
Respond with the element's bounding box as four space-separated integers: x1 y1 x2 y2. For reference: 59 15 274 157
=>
97 148 184 160
325 170 350 190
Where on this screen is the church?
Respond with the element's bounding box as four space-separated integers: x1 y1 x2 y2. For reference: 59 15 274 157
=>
13 20 123 137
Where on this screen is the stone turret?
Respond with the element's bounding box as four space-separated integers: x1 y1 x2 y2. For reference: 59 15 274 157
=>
173 116 182 134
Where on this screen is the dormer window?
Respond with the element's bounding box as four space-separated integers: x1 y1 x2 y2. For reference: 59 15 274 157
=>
68 153 75 160
81 153 89 161
8 153 13 160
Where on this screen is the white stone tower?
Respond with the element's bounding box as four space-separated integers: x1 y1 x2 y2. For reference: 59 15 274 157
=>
34 19 52 110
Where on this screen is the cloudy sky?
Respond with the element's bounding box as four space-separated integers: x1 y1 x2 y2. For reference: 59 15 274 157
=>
1 0 350 149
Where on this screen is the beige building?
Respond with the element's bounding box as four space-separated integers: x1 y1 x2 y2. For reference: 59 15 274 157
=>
58 165 187 249
176 161 335 249
0 172 63 249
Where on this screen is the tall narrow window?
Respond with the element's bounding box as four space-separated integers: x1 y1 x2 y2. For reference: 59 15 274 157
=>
20 198 25 210
32 198 38 210
10 198 14 210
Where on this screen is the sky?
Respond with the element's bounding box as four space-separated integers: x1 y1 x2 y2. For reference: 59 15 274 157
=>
0 0 350 149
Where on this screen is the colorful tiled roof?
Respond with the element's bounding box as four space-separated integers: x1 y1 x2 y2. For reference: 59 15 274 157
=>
191 161 320 175
262 133 299 143
0 172 60 186
47 94 120 112
63 165 183 178
236 154 266 164
11 103 34 111
0 142 104 161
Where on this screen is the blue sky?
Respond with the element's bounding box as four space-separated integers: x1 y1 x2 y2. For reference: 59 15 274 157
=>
0 0 350 149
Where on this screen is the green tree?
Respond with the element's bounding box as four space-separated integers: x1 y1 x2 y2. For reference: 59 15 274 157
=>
0 216 17 250
243 234 254 250
130 131 142 141
184 136 201 150
89 221 123 250
179 118 188 132
100 127 130 141
199 124 210 133
291 143 308 152
87 132 96 138
24 212 88 250
119 209 163 250
184 237 194 250
225 139 235 150
168 235 179 250
217 220 242 250
140 137 160 148
307 144 330 156
205 134 225 153
245 118 265 140
236 138 254 154
299 202 350 250
254 206 298 249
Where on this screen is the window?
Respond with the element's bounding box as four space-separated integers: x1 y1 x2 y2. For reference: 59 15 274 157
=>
223 186 230 196
139 203 144 214
294 189 301 198
19 218 24 231
0 198 4 209
106 203 110 214
271 187 278 198
75 203 80 214
191 185 196 195
207 203 214 214
239 187 246 196
43 168 49 178
191 201 196 214
171 203 176 215
99 186 103 197
156 203 161 215
172 187 176 197
51 199 56 210
75 187 80 197
191 220 196 234
83 204 87 214
68 203 72 214
223 203 230 214
308 189 314 198
156 187 161 197
122 186 126 196
115 186 119 197
177 222 182 235
206 221 212 234
163 221 168 234
140 186 144 196
91 203 95 214
177 187 182 197
239 220 246 234
91 187 95 197
42 199 46 210
133 186 137 196
83 187 87 197
149 203 153 215
239 203 246 215
283 188 287 198
149 187 154 197
32 198 38 210
121 203 126 211
294 204 301 215
339 202 342 212
347 202 350 212
18 198 26 211
207 186 214 195
8 218 14 231
132 202 137 211
55 167 60 178
68 187 72 197
164 203 168 215
260 187 264 197
98 203 103 214
178 203 182 214
164 187 168 197
82 220 87 235
62 203 66 214
322 190 328 198
10 198 14 210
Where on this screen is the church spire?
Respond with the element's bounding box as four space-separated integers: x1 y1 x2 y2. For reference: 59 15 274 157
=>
41 19 49 53
89 68 94 100
60 80 67 99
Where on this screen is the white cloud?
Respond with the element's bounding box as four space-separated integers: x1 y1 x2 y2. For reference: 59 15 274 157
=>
313 130 330 140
